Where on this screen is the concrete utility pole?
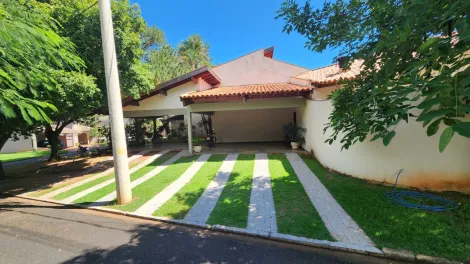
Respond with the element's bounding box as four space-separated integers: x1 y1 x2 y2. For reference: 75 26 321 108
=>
98 0 132 204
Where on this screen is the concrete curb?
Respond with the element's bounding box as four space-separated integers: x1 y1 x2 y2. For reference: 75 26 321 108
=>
14 194 463 264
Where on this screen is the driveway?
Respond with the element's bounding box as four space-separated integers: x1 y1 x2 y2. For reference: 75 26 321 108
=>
0 196 402 264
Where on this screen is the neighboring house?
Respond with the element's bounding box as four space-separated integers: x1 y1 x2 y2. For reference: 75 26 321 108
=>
36 123 92 148
122 47 470 192
0 135 37 154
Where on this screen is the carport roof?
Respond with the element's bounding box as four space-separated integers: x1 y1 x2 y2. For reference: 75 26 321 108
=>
180 83 312 104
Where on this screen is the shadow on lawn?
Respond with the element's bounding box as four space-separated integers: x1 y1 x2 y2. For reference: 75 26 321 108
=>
0 151 157 196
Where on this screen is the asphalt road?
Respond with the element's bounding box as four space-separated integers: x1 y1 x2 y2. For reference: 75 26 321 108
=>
0 197 401 264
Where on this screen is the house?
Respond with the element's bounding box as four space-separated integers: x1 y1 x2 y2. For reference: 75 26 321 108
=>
36 123 92 148
122 47 470 192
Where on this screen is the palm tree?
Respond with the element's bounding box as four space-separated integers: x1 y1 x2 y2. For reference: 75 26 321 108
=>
177 35 211 70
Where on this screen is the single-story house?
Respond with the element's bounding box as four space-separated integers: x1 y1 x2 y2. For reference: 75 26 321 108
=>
122 47 470 192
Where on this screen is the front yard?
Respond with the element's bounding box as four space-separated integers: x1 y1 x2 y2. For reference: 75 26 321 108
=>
0 149 67 163
21 150 469 262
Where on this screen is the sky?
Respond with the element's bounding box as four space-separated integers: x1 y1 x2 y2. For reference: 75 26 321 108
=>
131 0 338 70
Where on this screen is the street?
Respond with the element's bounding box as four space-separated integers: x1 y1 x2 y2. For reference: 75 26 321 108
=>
0 196 399 264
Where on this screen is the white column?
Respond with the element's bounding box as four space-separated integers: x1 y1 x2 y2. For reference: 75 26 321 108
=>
187 111 193 154
98 0 132 204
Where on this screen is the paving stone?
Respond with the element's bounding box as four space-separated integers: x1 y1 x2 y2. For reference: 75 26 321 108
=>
89 150 180 207
247 153 277 233
184 153 238 224
285 153 374 246
383 247 415 262
134 154 210 216
40 150 151 199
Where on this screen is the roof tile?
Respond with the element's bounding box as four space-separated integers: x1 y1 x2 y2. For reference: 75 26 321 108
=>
296 60 363 86
180 83 312 99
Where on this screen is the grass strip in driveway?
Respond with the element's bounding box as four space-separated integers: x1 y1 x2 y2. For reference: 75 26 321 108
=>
154 154 226 219
301 155 470 263
73 152 177 205
108 154 199 212
268 154 333 240
207 154 254 228
52 157 146 201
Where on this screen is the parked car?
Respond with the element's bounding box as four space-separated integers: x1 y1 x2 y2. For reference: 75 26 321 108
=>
37 140 65 149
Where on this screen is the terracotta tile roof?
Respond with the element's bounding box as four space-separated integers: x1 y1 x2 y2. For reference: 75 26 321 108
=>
296 60 363 86
180 83 312 99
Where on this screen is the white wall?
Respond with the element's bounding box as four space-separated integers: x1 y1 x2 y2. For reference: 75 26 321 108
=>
124 82 197 112
212 108 296 143
212 49 308 86
298 99 470 193
1 136 34 153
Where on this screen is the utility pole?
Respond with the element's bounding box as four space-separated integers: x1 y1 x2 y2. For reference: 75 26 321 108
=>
98 0 132 204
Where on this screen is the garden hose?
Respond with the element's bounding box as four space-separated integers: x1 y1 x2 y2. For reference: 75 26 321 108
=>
383 169 458 212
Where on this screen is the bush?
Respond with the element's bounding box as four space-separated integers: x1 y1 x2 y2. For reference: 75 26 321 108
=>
283 123 306 144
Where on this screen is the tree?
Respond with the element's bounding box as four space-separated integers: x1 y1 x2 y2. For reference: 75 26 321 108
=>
177 34 212 70
277 0 470 152
36 0 154 99
34 0 154 160
0 0 82 178
40 70 101 161
148 45 192 84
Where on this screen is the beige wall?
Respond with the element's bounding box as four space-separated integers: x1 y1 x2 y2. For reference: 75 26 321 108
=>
212 108 296 143
124 82 196 112
298 98 470 193
1 136 34 153
212 49 308 86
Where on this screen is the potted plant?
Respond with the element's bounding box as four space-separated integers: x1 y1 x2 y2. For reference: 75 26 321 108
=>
192 137 204 153
283 123 306 149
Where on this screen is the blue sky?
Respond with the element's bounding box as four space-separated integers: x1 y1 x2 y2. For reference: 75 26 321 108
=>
131 0 338 70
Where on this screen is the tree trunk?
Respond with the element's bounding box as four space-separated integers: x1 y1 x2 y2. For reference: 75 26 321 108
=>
45 127 61 162
0 133 12 180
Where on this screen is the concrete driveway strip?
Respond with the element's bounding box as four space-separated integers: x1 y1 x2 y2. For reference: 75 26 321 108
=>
39 149 151 200
285 153 374 246
247 153 277 233
88 150 185 207
0 196 400 264
184 153 238 224
60 150 168 204
134 154 211 216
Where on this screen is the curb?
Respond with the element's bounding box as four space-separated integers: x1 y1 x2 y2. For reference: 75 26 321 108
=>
14 194 463 264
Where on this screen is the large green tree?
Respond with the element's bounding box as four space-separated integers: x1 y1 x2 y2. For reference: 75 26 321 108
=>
277 0 470 152
34 0 154 160
0 0 83 178
41 70 101 161
177 34 212 70
147 34 212 85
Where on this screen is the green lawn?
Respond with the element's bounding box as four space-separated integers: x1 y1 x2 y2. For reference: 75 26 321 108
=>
207 154 254 228
301 155 470 262
269 154 333 240
52 155 149 201
109 155 199 212
154 154 226 219
0 150 66 163
74 152 177 204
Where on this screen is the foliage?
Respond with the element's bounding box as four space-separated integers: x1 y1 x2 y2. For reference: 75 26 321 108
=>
147 34 212 85
35 0 154 99
147 45 192 84
283 123 306 143
90 124 112 146
0 0 82 124
192 137 205 147
277 0 470 152
177 34 212 70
